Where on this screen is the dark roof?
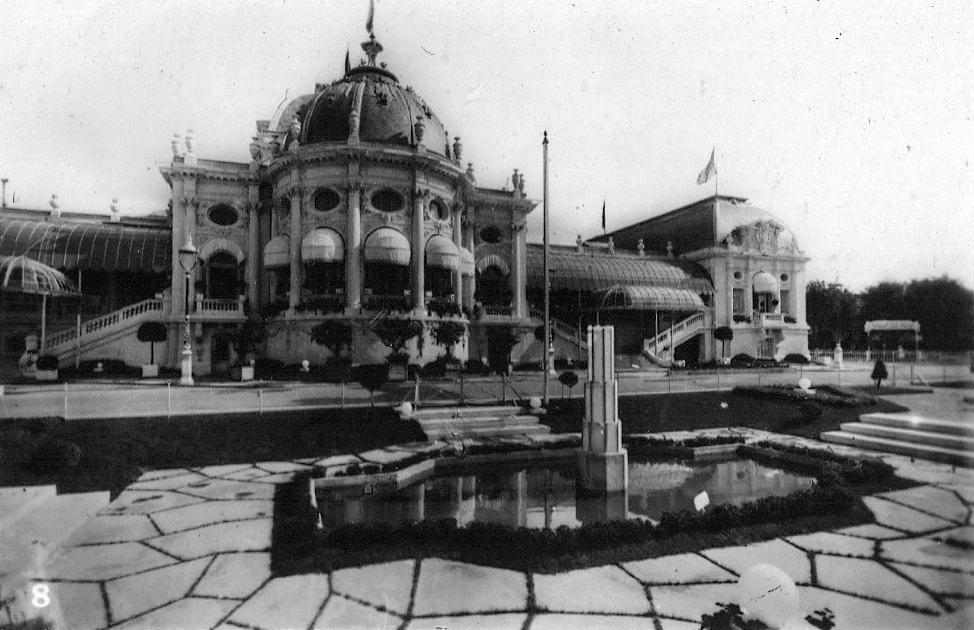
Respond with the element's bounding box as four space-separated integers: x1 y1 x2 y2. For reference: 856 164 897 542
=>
0 218 170 273
526 244 712 293
595 285 705 311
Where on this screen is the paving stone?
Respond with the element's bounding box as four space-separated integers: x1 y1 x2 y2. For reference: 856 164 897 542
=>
941 483 974 505
46 581 107 630
127 471 209 491
356 448 415 465
192 552 271 599
797 585 941 630
528 613 654 630
248 472 297 484
137 468 194 481
412 559 527 616
890 562 974 597
228 574 330 630
929 526 974 548
389 440 448 454
878 486 969 524
656 619 704 630
835 524 907 539
534 566 651 614
863 497 957 534
193 463 256 477
881 537 974 572
786 532 876 558
942 600 974 629
223 468 272 481
254 460 313 474
110 596 238 630
650 582 740 622
330 559 414 616
151 500 273 533
106 557 210 622
313 596 404 630
46 542 176 580
313 454 362 468
701 539 812 583
99 490 206 515
65 514 159 545
814 555 941 612
623 553 737 585
148 519 272 559
177 479 276 501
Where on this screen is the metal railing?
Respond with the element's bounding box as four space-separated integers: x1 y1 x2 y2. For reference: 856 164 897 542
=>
644 312 705 354
529 308 589 351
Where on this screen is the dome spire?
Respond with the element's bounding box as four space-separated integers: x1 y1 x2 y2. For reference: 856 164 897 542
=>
362 33 382 66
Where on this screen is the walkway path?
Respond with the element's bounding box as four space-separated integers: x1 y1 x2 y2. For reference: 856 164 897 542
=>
4 431 973 630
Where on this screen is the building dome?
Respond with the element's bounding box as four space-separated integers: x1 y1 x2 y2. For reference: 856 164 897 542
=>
299 36 452 157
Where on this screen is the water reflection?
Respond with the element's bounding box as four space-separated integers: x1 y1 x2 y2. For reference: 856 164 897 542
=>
316 457 816 531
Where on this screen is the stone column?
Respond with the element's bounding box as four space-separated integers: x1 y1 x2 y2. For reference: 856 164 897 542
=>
511 222 527 318
183 185 199 312
463 218 475 309
170 181 185 317
411 190 427 312
345 183 362 309
452 207 463 305
246 191 259 311
578 325 628 495
289 185 302 311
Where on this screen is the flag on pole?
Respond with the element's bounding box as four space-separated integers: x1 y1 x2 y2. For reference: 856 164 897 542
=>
697 148 716 185
366 0 375 34
601 201 606 232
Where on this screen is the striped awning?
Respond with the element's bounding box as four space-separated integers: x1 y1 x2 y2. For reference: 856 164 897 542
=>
459 247 475 276
0 218 170 273
596 285 705 311
302 228 344 263
476 253 510 275
425 234 459 270
364 228 410 265
0 255 81 296
263 235 290 268
752 271 778 293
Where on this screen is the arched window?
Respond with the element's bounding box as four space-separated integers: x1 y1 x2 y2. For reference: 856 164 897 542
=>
476 265 511 307
363 228 410 303
205 252 240 300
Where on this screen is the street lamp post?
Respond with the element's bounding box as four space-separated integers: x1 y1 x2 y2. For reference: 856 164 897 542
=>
178 237 199 386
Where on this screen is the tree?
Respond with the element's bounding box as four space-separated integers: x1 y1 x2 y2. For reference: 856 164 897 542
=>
871 359 888 390
136 322 168 364
714 326 733 358
231 315 266 366
311 320 354 361
352 363 389 407
372 318 424 362
902 276 974 351
558 370 579 398
805 281 861 348
431 321 467 360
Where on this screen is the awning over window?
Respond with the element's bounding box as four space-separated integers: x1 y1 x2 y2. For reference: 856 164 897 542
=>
476 254 510 275
199 237 245 263
364 228 410 266
752 271 778 293
459 247 475 276
425 234 459 270
0 218 170 273
302 228 344 263
596 285 705 311
526 244 712 294
263 235 290 268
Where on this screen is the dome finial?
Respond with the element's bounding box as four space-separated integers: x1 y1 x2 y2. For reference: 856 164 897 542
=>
362 32 383 66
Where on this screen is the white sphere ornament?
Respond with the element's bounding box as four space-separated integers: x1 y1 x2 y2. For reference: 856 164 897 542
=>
529 397 542 410
738 564 799 628
399 402 413 416
798 377 812 391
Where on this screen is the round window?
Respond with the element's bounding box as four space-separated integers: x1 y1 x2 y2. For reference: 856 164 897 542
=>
371 189 404 213
780 273 790 282
479 225 503 244
279 197 291 211
431 199 450 221
314 189 341 212
733 271 743 280
208 204 239 227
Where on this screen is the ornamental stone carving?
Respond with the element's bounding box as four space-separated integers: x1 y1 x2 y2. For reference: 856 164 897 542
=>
728 220 783 255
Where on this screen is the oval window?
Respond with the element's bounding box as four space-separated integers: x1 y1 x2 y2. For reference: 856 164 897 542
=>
431 199 450 221
208 204 238 227
479 225 503 244
279 197 291 212
780 273 790 282
371 189 404 213
733 271 743 280
314 188 341 212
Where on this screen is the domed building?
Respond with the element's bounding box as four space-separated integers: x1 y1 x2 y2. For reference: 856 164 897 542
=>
1 28 809 377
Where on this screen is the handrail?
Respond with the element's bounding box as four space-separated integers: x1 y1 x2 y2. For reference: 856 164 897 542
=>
644 312 705 352
197 298 242 312
43 298 164 353
529 309 588 349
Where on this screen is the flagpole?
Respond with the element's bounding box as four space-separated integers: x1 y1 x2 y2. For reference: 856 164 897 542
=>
543 131 551 405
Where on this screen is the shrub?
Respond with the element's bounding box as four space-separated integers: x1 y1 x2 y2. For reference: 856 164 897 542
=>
799 401 824 420
136 321 168 364
729 353 754 368
29 438 82 472
784 353 809 364
311 320 354 359
36 355 58 371
352 364 389 406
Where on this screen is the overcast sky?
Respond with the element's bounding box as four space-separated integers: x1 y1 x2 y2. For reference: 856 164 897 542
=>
1 0 970 291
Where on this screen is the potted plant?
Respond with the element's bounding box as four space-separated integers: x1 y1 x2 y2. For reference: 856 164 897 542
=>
431 320 467 376
714 326 733 360
136 321 167 377
231 315 266 381
310 320 354 382
372 318 424 382
35 355 59 381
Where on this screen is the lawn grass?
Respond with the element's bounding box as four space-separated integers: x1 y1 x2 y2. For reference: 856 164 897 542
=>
0 409 424 498
542 390 909 440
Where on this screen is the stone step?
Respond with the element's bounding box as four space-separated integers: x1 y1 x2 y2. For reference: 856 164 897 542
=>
0 485 57 530
820 430 974 467
409 405 525 420
859 412 974 437
840 422 974 452
416 414 535 431
425 423 551 440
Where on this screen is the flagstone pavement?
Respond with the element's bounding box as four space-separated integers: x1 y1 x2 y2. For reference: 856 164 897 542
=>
12 439 974 630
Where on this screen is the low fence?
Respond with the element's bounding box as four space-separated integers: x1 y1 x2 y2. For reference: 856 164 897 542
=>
811 349 972 365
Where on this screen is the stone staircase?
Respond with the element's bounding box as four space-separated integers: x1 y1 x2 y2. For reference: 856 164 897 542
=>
0 485 109 625
821 412 974 467
406 405 551 440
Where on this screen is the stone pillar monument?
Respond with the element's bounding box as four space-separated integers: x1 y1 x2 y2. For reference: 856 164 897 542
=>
578 325 628 495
